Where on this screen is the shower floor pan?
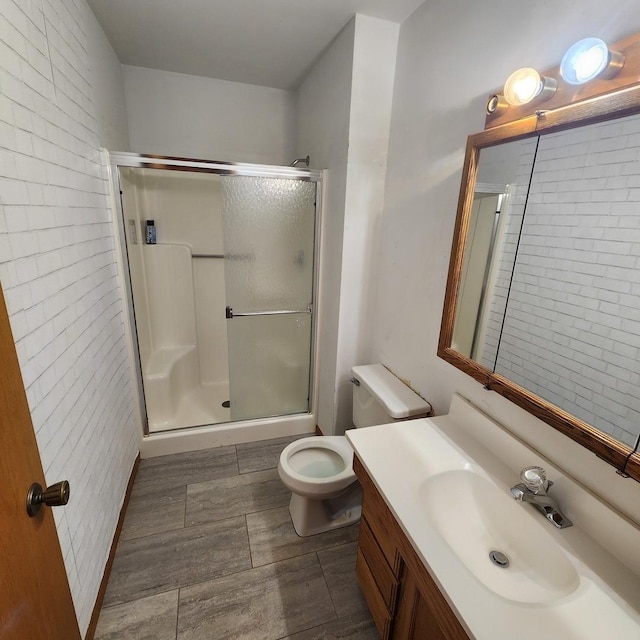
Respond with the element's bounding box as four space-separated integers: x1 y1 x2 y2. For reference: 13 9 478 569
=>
148 380 231 433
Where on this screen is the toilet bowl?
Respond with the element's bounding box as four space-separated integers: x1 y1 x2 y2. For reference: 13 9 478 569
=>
278 436 355 498
278 436 362 536
278 363 431 537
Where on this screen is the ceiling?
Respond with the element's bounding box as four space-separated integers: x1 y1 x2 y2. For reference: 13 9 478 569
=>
86 0 424 90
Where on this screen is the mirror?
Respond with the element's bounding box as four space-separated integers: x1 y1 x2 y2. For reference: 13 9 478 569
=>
452 138 537 362
439 84 640 482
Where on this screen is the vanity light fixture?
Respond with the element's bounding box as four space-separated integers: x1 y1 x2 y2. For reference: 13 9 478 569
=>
560 37 625 85
503 67 557 106
486 93 509 115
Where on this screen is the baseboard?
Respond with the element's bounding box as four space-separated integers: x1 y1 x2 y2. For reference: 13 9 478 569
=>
85 454 140 639
315 425 324 436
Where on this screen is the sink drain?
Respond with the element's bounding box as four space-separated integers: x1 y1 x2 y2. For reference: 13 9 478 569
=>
489 550 510 568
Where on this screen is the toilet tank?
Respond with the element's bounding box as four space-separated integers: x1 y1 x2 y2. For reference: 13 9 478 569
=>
351 364 432 428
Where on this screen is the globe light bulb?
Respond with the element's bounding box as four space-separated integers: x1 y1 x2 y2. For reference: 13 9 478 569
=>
503 68 555 106
572 43 608 82
560 38 624 85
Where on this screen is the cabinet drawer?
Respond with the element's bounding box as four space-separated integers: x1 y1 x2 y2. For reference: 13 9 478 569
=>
356 548 392 640
355 456 402 575
359 517 399 610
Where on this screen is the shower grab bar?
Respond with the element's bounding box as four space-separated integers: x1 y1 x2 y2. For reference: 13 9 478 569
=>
225 305 312 319
192 253 255 261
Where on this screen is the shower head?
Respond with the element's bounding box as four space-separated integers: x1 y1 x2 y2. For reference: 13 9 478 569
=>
289 155 310 167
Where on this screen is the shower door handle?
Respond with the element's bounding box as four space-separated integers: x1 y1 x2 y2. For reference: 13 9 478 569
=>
225 306 312 319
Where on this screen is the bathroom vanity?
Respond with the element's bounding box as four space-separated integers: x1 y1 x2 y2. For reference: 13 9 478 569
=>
354 454 469 639
347 395 640 639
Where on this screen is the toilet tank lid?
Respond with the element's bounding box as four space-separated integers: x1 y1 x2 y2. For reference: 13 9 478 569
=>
351 364 431 419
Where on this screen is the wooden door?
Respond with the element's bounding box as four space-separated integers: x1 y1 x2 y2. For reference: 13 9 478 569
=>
0 286 80 639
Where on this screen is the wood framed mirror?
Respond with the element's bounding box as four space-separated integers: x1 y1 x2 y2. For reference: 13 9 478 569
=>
438 34 640 482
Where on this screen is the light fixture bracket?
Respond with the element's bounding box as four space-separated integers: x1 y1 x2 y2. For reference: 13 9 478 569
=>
485 31 640 129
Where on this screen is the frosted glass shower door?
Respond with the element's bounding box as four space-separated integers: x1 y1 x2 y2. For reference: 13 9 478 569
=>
221 176 317 421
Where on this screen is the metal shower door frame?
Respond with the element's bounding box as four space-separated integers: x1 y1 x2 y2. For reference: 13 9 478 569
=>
109 152 323 436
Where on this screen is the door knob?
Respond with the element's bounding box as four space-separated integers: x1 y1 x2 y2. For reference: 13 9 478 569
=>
26 481 70 517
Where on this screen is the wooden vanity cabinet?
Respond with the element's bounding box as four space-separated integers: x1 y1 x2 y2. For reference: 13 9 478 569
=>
354 456 470 640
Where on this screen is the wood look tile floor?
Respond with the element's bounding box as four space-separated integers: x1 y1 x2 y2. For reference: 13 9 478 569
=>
95 436 378 640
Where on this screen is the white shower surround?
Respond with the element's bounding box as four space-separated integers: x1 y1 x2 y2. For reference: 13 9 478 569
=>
112 157 323 458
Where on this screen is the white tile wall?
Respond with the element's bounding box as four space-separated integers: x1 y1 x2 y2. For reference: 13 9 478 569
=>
0 0 138 635
487 115 640 447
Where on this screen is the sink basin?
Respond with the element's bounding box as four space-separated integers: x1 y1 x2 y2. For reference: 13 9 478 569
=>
420 469 580 604
347 398 640 639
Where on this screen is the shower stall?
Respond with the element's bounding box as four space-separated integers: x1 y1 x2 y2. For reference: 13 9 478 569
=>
110 153 322 446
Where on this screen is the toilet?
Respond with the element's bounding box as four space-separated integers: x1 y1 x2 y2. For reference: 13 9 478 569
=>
278 363 431 536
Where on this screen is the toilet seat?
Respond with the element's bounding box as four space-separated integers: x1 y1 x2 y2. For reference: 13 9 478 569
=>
277 436 356 499
277 363 431 536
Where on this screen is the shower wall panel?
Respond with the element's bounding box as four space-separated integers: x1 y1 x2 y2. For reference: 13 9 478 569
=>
121 168 231 431
120 170 152 364
138 171 229 388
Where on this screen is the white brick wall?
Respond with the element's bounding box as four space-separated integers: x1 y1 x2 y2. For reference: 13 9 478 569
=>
489 114 640 447
0 1 138 635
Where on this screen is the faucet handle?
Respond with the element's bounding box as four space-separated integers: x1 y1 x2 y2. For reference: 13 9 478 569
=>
520 466 549 494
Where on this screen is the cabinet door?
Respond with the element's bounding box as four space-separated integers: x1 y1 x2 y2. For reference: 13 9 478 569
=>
394 567 465 640
392 569 439 640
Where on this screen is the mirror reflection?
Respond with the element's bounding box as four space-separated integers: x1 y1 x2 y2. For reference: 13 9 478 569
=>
453 138 537 363
454 112 640 449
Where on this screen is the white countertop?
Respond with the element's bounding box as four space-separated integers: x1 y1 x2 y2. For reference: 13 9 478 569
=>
346 395 640 640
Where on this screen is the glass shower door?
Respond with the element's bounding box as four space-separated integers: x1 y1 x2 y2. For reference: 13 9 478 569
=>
221 176 317 421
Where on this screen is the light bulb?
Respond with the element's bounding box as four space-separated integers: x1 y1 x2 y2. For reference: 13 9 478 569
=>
504 68 556 106
560 38 624 85
513 74 540 103
572 44 608 82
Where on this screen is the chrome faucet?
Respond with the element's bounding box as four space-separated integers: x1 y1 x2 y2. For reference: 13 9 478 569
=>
510 466 573 529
